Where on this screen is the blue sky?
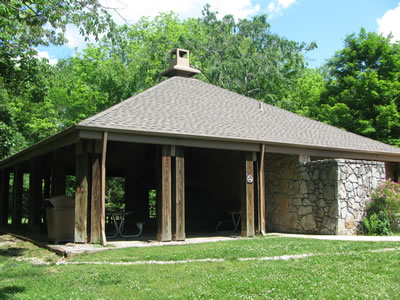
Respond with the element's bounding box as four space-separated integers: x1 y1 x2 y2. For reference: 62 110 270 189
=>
38 0 400 68
265 0 400 67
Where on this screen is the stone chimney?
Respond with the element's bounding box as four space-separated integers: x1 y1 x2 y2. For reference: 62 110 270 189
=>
161 48 200 78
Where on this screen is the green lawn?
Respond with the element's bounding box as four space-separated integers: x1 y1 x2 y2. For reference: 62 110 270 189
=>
0 234 399 299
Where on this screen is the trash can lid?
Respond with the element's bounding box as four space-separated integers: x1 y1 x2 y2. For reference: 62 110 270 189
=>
45 195 74 208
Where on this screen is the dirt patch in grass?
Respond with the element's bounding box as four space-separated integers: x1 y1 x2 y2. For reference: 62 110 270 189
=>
0 234 60 264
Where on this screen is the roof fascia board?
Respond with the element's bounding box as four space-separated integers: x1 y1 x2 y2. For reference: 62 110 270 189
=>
264 144 400 162
2 125 399 170
78 128 400 162
0 128 80 169
79 129 259 152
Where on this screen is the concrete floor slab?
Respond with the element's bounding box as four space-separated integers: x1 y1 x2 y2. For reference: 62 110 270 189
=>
48 234 242 257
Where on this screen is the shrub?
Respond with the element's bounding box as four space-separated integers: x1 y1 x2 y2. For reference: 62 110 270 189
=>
363 179 400 235
363 211 391 236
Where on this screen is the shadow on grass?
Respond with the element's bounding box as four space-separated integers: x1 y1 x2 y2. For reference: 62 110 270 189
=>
0 286 25 299
0 247 27 257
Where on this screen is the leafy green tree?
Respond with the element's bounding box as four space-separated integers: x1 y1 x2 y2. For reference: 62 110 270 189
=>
0 86 15 158
0 0 116 157
0 0 116 92
101 7 314 104
182 5 316 104
321 29 400 146
47 45 131 127
279 67 327 118
104 12 196 93
44 12 199 128
0 0 115 49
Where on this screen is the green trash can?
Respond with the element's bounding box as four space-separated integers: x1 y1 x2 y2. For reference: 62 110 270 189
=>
45 196 75 244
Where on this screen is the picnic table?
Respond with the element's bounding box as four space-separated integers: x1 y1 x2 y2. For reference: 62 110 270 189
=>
106 209 144 238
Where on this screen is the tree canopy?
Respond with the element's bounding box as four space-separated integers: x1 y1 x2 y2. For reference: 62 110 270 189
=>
320 29 400 146
0 0 116 49
182 5 316 103
0 0 116 157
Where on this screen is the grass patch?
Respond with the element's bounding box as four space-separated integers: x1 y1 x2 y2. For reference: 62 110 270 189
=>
0 234 399 299
73 235 399 262
0 234 59 264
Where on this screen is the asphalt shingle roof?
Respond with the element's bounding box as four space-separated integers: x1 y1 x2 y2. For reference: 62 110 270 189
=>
79 76 400 155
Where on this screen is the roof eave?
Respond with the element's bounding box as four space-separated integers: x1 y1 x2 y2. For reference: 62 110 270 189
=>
1 124 399 170
76 125 400 162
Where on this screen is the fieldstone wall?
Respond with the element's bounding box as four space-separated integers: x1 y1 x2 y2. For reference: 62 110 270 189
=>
265 154 385 235
336 160 386 235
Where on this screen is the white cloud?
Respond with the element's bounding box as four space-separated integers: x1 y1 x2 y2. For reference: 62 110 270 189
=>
278 0 296 9
266 0 296 17
100 0 260 24
36 50 58 65
65 26 82 48
377 3 400 41
63 0 260 51
64 23 106 52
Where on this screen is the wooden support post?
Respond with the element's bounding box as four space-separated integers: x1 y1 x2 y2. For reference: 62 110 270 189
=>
90 145 101 243
74 141 89 243
171 146 176 241
171 160 176 241
258 144 266 235
0 170 10 227
100 132 108 245
174 146 185 241
241 152 255 237
29 159 43 232
158 145 172 242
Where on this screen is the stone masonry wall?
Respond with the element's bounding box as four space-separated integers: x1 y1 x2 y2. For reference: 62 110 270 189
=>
265 154 385 235
336 160 386 235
